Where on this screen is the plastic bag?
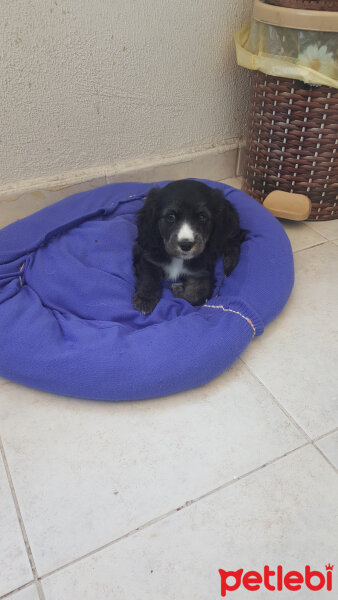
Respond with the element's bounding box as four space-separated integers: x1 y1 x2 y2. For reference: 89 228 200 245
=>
235 21 338 89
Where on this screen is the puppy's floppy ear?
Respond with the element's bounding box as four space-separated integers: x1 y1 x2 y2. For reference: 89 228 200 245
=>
136 187 163 252
208 188 241 257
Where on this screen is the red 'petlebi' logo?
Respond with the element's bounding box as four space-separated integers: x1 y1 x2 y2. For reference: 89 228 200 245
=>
218 564 334 596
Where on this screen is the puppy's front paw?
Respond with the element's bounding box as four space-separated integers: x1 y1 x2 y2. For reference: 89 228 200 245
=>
133 292 159 315
171 282 185 298
171 281 207 306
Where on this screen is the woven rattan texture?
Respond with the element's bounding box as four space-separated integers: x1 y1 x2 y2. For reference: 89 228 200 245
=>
242 72 338 220
265 0 338 10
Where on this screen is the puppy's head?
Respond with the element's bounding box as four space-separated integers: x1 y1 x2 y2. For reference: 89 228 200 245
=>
137 180 230 260
157 180 216 259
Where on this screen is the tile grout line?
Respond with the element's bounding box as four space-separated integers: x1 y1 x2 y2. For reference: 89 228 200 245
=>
0 581 36 600
302 221 332 242
239 359 312 443
312 444 338 475
313 426 338 442
293 240 327 253
303 222 338 242
38 441 310 582
0 437 46 600
240 360 338 475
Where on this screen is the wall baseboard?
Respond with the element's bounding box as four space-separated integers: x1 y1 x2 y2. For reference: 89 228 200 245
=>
105 141 239 186
0 141 239 227
1 141 239 198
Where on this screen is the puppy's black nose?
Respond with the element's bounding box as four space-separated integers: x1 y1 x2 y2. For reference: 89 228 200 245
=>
178 240 194 252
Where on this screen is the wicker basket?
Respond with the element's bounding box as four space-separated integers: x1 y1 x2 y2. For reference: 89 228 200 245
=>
265 0 338 10
242 71 338 220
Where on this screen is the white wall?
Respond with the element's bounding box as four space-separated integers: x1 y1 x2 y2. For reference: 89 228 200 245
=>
1 0 251 188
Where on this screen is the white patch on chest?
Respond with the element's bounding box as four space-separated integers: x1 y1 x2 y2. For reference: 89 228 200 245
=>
163 258 190 281
177 222 195 241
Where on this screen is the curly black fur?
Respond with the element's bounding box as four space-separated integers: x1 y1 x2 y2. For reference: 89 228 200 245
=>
133 180 246 314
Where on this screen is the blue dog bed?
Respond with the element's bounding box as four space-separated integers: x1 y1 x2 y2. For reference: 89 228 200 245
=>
0 180 293 401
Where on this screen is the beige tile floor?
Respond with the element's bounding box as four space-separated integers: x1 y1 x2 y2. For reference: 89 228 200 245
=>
0 177 337 599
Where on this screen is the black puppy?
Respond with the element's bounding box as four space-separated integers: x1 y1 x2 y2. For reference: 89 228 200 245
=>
133 179 244 314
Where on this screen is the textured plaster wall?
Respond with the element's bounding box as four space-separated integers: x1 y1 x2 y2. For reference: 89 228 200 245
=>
1 0 251 187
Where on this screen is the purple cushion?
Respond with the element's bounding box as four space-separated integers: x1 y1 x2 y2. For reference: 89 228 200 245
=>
0 180 294 401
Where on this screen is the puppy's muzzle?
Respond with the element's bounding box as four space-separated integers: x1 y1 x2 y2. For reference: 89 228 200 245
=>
178 240 194 252
166 233 205 259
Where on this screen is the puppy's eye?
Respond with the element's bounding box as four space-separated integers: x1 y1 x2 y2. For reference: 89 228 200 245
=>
198 213 208 223
165 213 176 224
